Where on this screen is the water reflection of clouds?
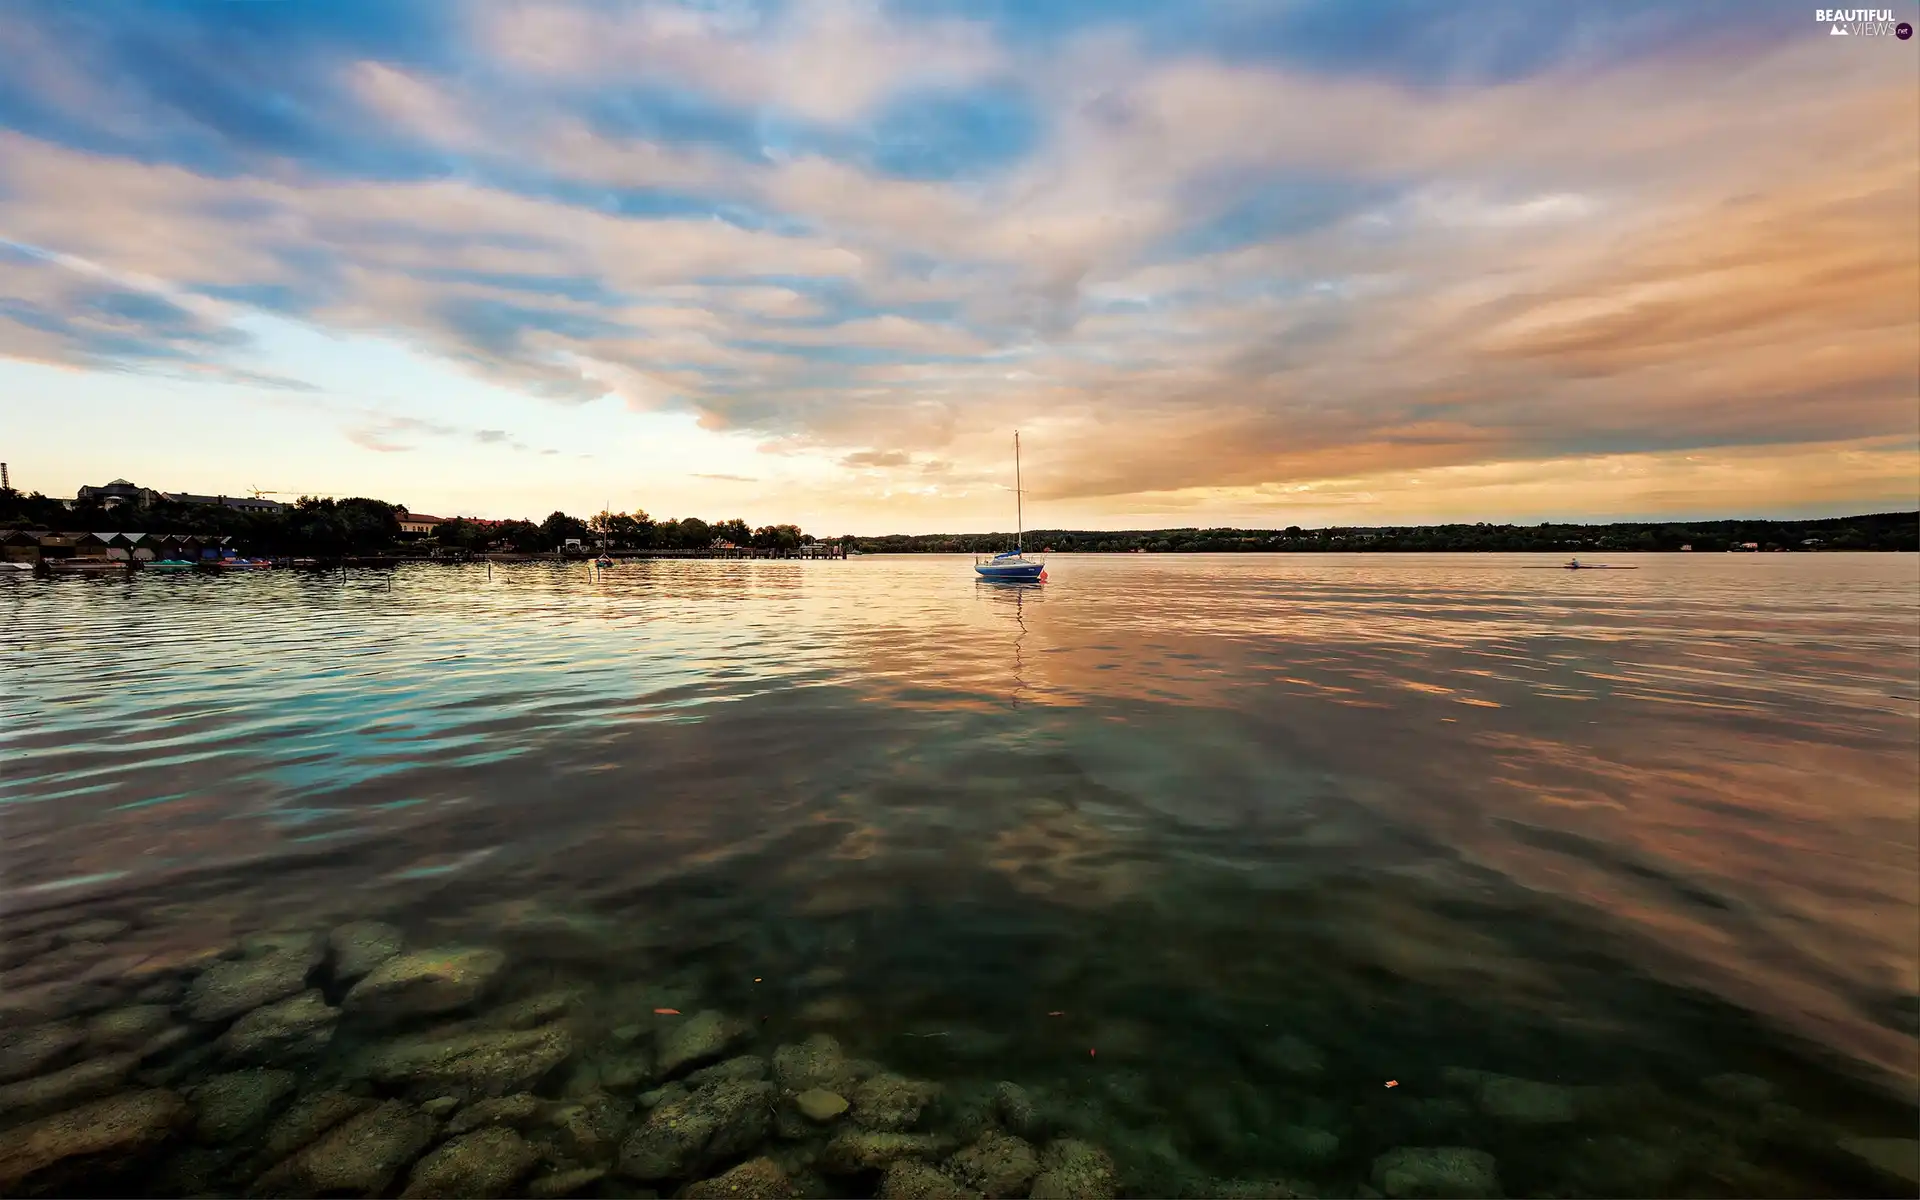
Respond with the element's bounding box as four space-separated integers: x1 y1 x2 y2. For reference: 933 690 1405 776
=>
5 553 1916 1093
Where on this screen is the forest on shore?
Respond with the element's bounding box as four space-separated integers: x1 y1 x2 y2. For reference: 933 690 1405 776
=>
847 512 1918 554
4 487 1912 555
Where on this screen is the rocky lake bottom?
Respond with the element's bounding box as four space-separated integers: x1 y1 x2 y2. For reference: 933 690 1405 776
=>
1 854 1915 1200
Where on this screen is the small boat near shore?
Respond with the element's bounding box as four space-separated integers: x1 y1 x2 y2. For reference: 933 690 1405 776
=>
1523 559 1638 570
38 559 129 574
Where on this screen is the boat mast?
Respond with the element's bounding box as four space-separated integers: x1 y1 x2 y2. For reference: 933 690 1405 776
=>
1014 430 1022 555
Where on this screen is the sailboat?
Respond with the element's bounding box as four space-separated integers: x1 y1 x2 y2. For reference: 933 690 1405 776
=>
974 432 1047 581
594 500 614 569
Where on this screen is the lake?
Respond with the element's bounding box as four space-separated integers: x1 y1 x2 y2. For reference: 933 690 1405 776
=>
2 553 1916 1197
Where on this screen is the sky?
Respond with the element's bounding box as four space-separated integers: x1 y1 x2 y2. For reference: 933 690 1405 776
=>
0 0 1916 534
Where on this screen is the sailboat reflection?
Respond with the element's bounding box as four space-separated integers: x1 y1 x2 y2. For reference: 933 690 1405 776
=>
976 577 1042 707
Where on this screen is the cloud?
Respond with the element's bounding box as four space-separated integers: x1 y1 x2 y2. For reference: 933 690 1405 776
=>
338 412 551 456
841 449 910 468
0 1 1911 521
475 0 1006 124
690 472 757 482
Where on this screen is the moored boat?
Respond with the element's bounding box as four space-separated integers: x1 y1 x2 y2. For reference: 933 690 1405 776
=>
974 431 1046 582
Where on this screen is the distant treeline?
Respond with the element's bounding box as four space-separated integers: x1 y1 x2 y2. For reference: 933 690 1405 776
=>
850 512 1920 554
0 491 819 556
7 487 1912 556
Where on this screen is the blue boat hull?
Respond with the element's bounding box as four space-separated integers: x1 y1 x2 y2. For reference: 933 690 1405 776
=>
974 561 1045 580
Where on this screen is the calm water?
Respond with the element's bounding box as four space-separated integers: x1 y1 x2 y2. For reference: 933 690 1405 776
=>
2 554 1917 1197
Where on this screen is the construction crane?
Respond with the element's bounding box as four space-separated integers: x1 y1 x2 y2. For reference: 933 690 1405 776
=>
248 487 340 499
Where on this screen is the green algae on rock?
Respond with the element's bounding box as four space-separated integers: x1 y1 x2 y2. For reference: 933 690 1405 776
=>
218 989 338 1062
949 1130 1039 1198
190 1068 296 1143
356 1021 572 1098
685 1155 796 1199
1028 1139 1118 1200
343 946 506 1017
252 1099 435 1197
658 1009 753 1078
618 1078 776 1180
0 1089 189 1196
399 1126 539 1199
184 953 314 1023
327 920 405 983
1370 1147 1501 1199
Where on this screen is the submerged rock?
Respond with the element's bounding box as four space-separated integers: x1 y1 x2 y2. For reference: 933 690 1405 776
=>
328 920 405 983
949 1130 1038 1198
358 1022 572 1098
400 1127 539 1199
192 1068 296 1142
219 989 338 1061
881 1159 982 1200
773 1033 860 1092
343 946 506 1017
1370 1147 1501 1199
819 1131 954 1174
487 988 582 1030
852 1072 941 1130
686 1053 769 1088
618 1078 775 1181
685 1156 795 1199
574 1045 655 1093
84 1006 172 1055
529 1166 610 1197
658 1009 752 1078
254 1099 435 1197
0 1052 137 1119
1028 1139 1117 1200
446 1092 545 1134
993 1081 1043 1141
796 1088 850 1122
240 930 324 961
254 1089 372 1167
549 1092 630 1162
639 1080 690 1110
0 1088 189 1195
0 1021 83 1083
184 951 314 1022
1475 1076 1576 1125
937 1083 1004 1145
1275 1125 1340 1168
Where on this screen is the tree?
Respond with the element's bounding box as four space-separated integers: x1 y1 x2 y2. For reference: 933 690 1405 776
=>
540 511 590 551
676 517 711 547
751 523 802 550
335 498 401 552
434 519 490 552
